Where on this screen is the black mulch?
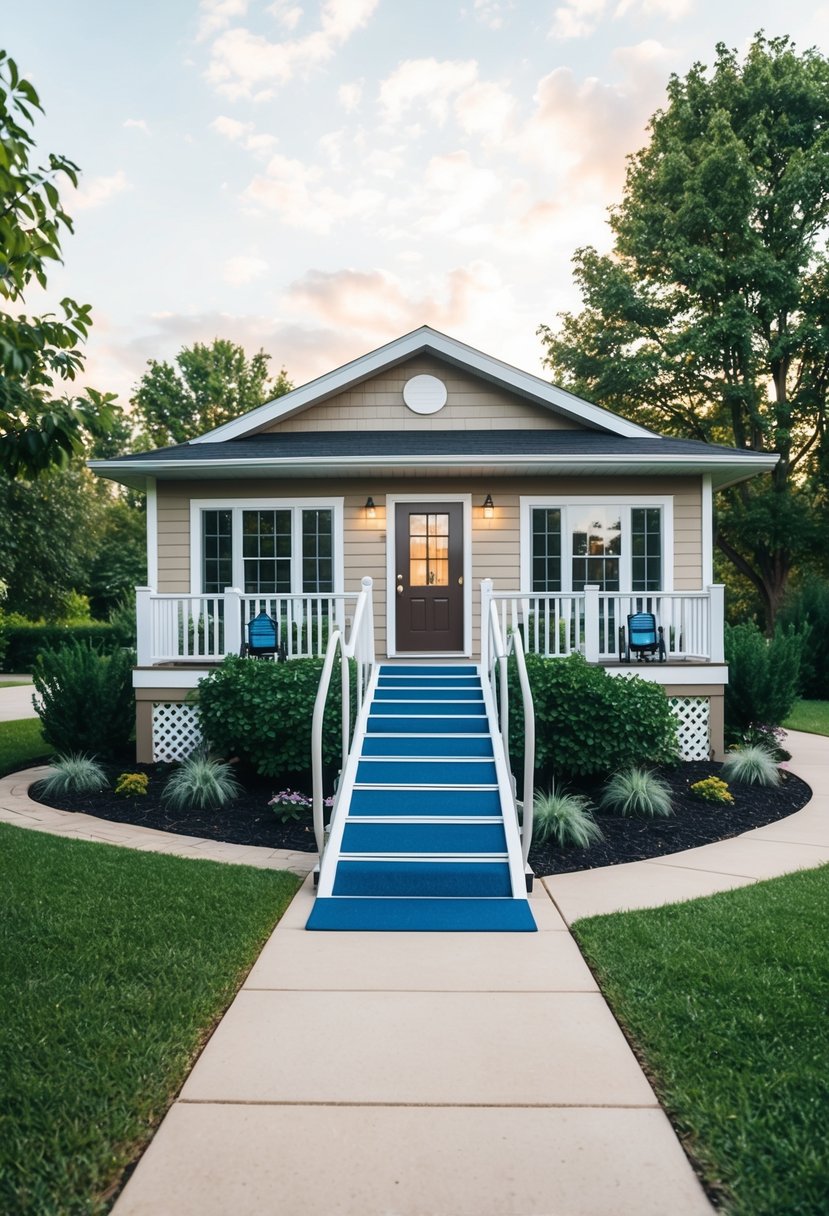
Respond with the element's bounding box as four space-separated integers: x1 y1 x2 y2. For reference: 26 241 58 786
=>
29 759 812 877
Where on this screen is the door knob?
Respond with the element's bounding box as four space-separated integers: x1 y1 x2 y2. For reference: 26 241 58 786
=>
458 576 464 585
397 584 404 594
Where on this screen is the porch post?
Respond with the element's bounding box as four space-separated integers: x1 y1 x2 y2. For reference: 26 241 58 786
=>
223 587 244 657
135 587 153 666
480 579 493 672
584 584 600 663
708 584 725 663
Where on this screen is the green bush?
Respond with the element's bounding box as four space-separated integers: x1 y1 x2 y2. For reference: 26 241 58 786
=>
724 621 805 740
195 654 353 779
38 754 109 798
721 745 781 788
2 621 122 672
32 641 135 759
509 653 679 780
778 574 829 700
163 751 241 811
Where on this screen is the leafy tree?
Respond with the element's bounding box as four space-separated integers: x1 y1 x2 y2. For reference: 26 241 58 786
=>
0 51 119 477
132 338 293 447
538 35 829 627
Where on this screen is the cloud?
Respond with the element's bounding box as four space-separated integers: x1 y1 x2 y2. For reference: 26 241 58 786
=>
550 0 689 38
197 0 249 41
243 151 383 233
471 0 515 29
123 118 150 134
210 114 278 154
454 79 517 144
223 255 269 286
266 0 304 29
74 170 131 210
205 0 380 100
378 58 479 125
338 79 363 111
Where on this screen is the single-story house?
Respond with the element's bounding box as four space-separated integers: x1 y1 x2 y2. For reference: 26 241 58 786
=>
91 326 777 764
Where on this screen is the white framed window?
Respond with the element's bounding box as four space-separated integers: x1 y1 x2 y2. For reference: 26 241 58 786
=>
190 499 344 595
520 497 674 593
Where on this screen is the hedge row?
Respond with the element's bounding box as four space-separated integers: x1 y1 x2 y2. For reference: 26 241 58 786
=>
1 624 124 673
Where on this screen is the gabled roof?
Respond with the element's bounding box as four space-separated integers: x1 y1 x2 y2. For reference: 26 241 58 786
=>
189 325 655 443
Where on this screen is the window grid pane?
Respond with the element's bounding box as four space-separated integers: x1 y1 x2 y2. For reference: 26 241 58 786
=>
409 513 449 586
202 510 233 594
242 510 291 594
631 507 662 591
531 508 562 592
302 509 334 593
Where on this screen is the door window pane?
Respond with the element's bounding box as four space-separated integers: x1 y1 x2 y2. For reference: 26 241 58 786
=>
410 513 449 586
202 510 233 593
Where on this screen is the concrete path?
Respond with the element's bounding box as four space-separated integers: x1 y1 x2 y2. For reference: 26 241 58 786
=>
0 678 36 722
3 731 826 1215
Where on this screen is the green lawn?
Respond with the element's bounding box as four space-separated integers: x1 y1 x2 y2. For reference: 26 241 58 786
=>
784 700 829 737
0 717 51 775
0 679 33 688
0 823 301 1215
574 866 829 1216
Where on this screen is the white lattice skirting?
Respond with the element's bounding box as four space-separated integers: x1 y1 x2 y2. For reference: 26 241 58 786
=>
668 696 710 761
152 703 203 763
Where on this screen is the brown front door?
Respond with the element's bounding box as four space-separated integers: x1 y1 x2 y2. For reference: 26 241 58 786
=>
395 502 464 652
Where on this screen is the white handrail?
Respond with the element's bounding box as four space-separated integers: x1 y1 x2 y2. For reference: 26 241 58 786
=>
311 629 345 854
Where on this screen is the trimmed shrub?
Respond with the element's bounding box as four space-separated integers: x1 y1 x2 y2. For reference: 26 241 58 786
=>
724 622 805 740
195 654 354 779
600 767 673 818
722 745 782 788
690 776 733 805
163 751 241 812
2 622 122 673
778 575 829 700
509 653 679 781
115 772 149 797
38 754 109 798
32 642 134 759
533 785 603 848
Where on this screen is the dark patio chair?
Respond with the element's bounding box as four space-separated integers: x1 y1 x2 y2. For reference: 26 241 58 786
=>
618 611 666 662
241 610 285 660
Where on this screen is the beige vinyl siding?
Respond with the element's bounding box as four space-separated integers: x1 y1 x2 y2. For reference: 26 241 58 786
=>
156 475 703 658
265 355 580 433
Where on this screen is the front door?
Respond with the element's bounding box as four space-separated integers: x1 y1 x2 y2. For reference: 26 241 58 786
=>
394 502 464 652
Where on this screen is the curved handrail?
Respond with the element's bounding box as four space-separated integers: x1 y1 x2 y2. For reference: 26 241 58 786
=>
311 628 345 854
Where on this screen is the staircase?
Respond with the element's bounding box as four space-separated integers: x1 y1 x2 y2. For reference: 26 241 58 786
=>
306 663 536 932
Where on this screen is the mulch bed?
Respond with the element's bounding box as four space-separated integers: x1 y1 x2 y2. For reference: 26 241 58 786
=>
28 760 812 877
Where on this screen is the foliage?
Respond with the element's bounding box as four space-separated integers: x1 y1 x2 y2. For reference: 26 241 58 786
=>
267 788 335 822
690 776 733 805
778 575 829 700
0 717 49 776
107 592 138 648
600 767 673 818
533 785 603 848
539 35 829 626
0 821 299 1215
131 338 293 448
195 654 352 779
86 496 146 618
574 867 829 1215
509 653 679 780
32 641 134 759
115 771 148 798
0 52 119 478
721 746 782 788
1 621 122 672
162 751 241 812
724 621 805 739
38 753 108 797
739 722 791 762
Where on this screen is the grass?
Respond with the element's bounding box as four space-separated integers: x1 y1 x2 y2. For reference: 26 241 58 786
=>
0 679 33 688
0 823 301 1215
784 700 829 737
573 866 829 1216
0 717 51 776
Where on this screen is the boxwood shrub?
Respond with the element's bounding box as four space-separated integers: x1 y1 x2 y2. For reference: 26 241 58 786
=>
33 641 135 759
508 653 679 781
195 654 354 780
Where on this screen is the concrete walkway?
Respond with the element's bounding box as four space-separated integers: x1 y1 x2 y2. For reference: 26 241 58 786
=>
0 678 36 722
3 732 826 1214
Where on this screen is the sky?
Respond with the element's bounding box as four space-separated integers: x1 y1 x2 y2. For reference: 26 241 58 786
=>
5 0 829 406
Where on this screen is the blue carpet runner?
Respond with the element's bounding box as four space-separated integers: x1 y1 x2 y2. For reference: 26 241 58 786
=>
306 663 536 932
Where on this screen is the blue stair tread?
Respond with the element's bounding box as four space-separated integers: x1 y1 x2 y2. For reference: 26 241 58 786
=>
341 822 507 854
356 760 497 785
349 788 502 817
333 860 512 897
306 897 537 932
367 716 489 734
361 736 494 757
379 665 475 676
378 676 482 688
374 687 484 701
372 700 486 713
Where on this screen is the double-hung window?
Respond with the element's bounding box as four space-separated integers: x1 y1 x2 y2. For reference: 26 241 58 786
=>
194 501 341 596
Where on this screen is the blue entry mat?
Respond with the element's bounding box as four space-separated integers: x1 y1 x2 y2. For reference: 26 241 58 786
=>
306 897 537 932
333 859 513 897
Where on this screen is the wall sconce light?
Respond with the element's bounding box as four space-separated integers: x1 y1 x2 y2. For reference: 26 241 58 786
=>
483 494 494 519
365 496 376 519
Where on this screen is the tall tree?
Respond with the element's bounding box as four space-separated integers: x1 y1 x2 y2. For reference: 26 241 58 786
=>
538 35 829 627
132 339 293 447
0 51 118 477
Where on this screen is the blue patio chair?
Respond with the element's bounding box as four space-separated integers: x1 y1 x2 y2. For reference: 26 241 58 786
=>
241 609 285 660
619 612 666 662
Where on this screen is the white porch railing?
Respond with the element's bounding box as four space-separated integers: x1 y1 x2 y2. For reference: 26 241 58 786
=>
483 584 725 665
135 587 360 666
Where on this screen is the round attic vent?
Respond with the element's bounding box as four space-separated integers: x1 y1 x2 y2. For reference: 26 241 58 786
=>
402 374 447 415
